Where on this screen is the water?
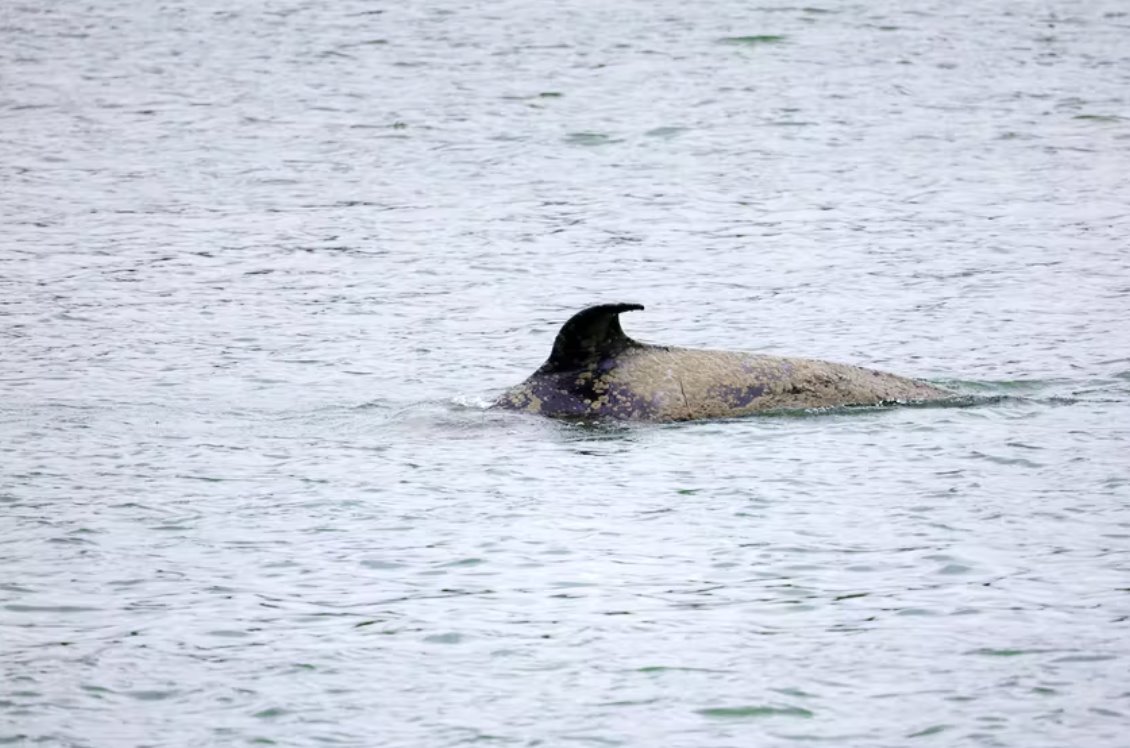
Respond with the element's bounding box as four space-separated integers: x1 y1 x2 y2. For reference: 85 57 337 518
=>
3 0 1129 746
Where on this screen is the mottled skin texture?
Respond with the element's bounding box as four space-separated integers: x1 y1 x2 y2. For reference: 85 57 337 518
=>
494 304 950 422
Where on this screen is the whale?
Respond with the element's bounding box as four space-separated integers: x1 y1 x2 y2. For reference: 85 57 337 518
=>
493 303 950 421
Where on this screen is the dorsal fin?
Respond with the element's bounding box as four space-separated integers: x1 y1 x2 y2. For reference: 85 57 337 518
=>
537 303 646 374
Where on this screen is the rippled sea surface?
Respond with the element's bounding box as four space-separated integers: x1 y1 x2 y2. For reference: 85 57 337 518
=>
3 0 1130 746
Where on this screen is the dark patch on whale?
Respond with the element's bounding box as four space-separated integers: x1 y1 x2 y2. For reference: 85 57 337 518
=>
493 303 951 421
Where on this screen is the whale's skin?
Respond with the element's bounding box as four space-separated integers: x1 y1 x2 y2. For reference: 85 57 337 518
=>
496 346 948 421
493 304 949 422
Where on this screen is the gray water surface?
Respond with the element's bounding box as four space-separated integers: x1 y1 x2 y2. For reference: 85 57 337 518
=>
3 0 1130 746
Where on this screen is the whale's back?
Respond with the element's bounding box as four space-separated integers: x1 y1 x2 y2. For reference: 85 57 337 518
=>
604 348 947 420
493 304 949 421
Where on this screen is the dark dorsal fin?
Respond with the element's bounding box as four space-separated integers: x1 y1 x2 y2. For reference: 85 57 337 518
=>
537 303 646 374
